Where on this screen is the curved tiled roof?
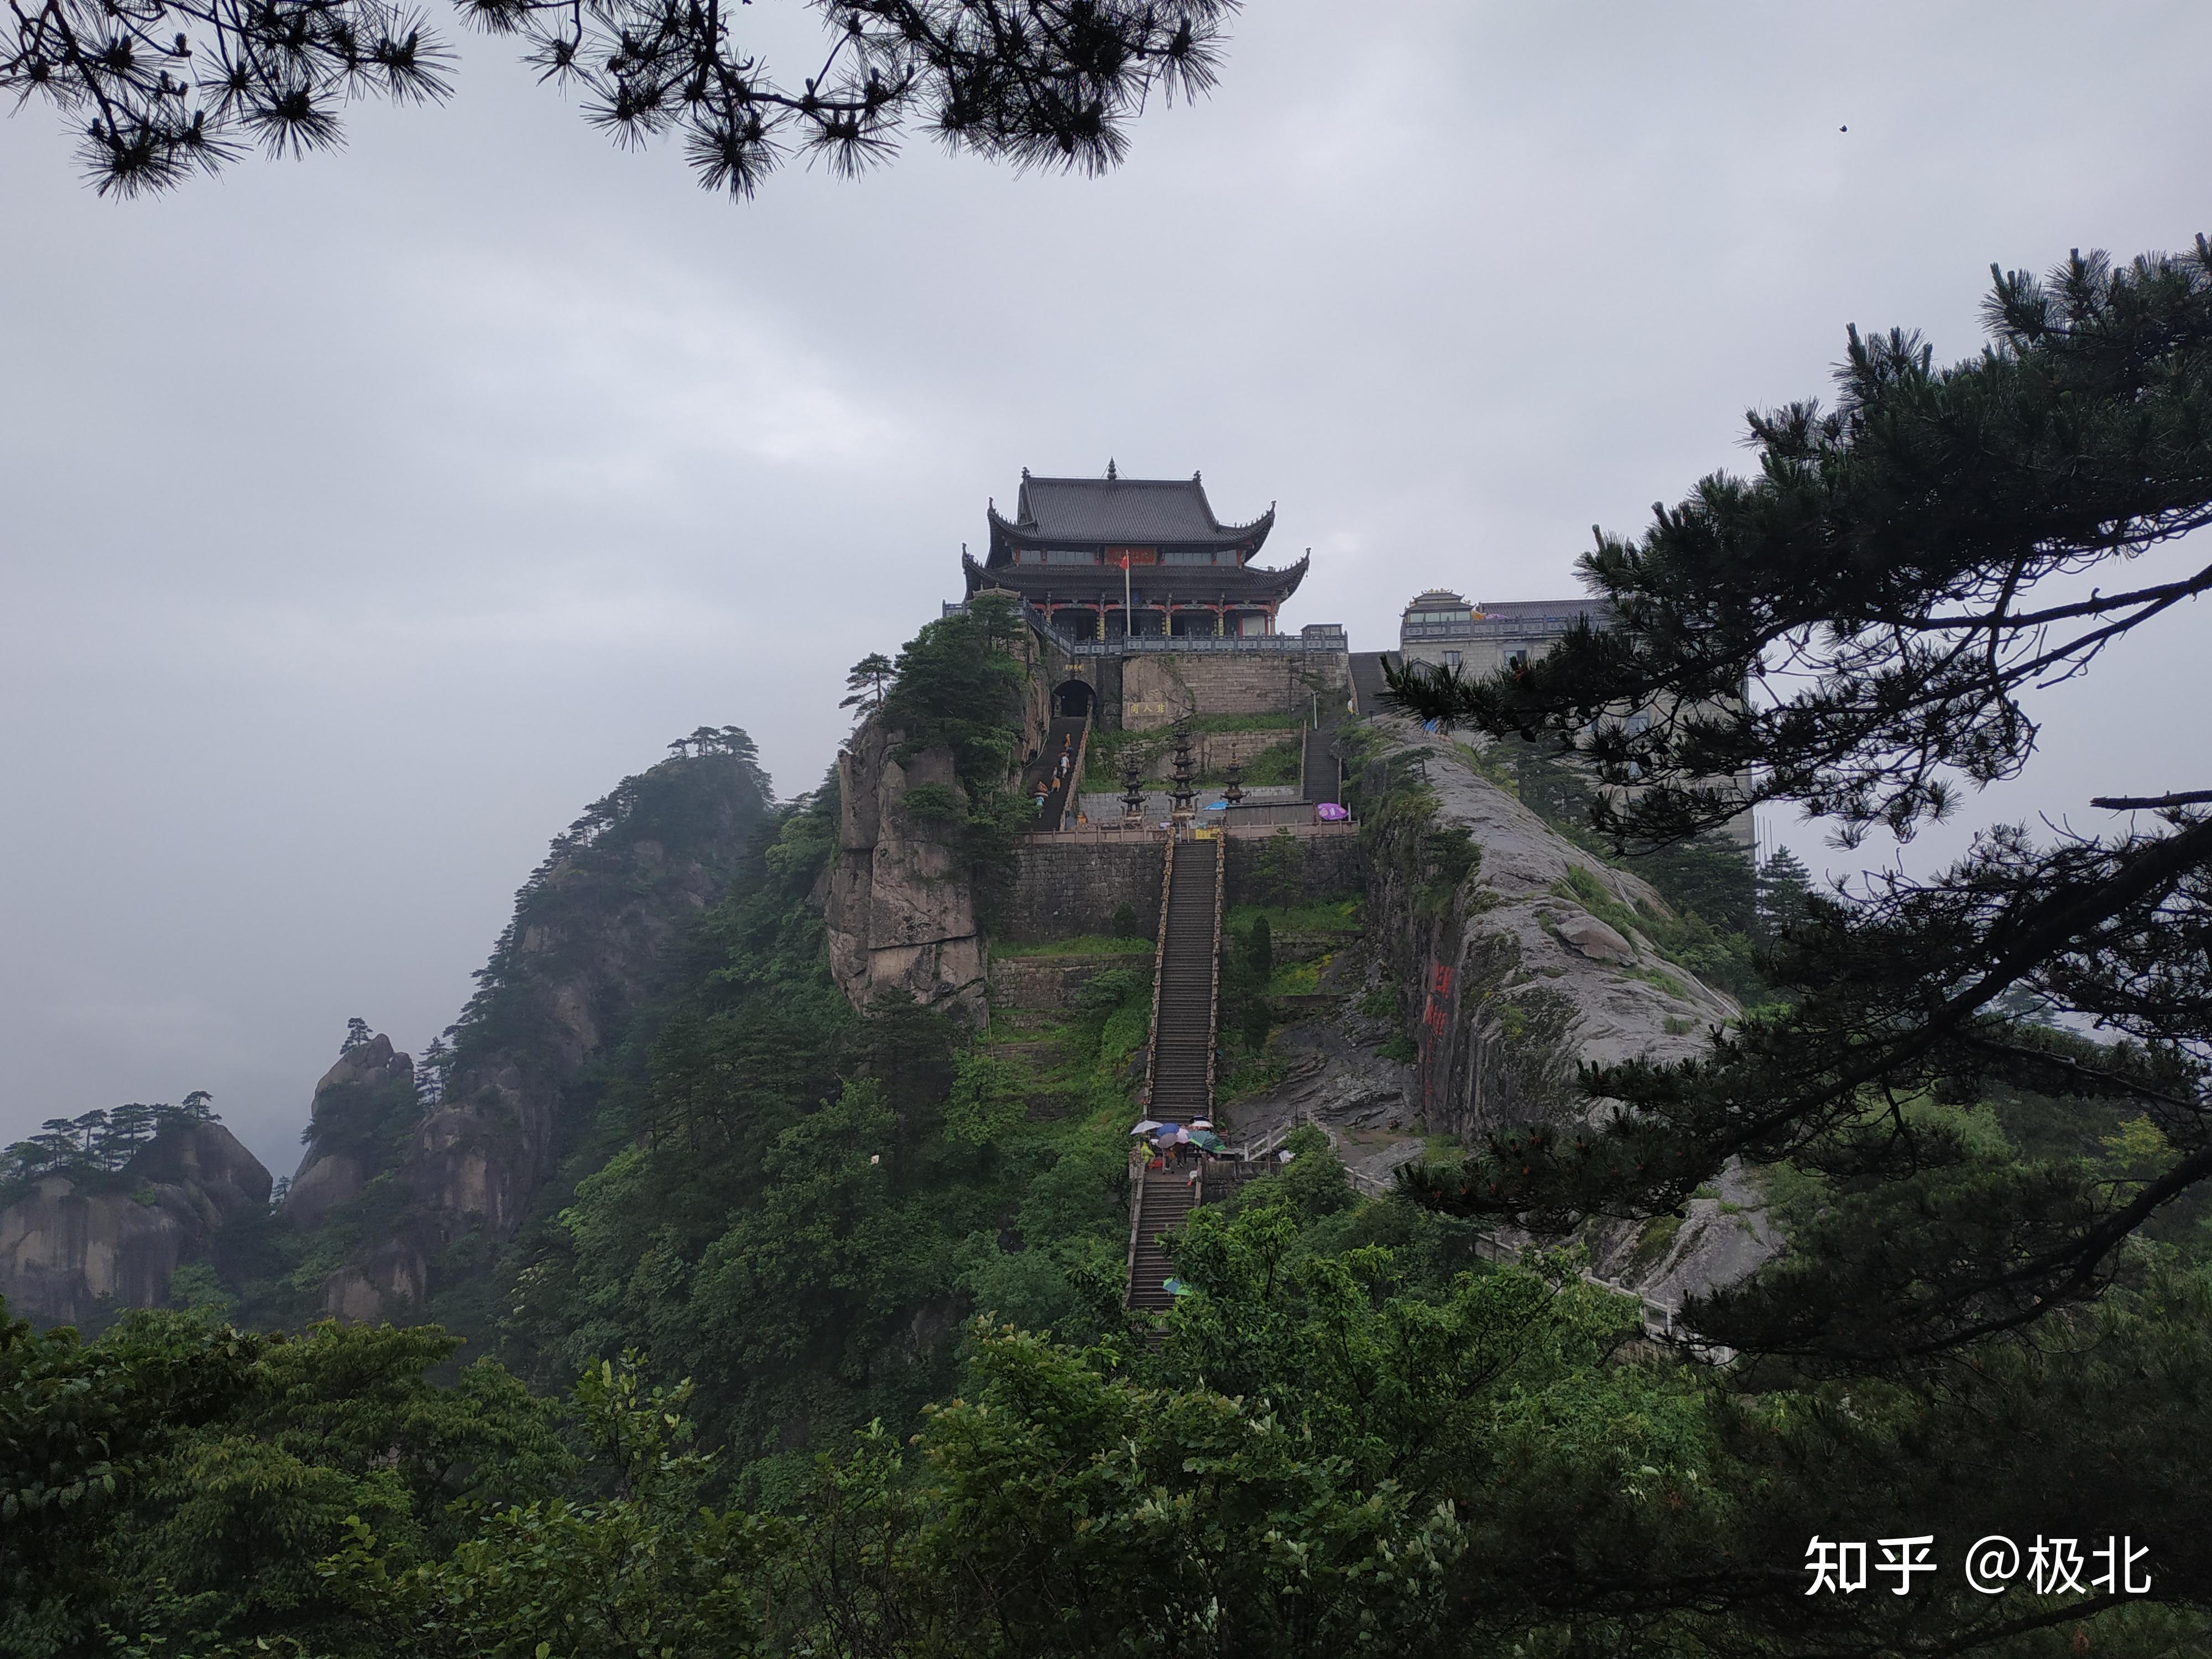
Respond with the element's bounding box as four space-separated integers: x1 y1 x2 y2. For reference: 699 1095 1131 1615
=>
987 472 1274 561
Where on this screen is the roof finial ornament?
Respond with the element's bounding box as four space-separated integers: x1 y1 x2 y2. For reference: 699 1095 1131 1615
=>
1106 458 1118 480
1193 469 1202 482
1021 466 1030 479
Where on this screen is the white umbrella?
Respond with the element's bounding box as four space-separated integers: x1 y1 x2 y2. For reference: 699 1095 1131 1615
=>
1130 1119 1165 1136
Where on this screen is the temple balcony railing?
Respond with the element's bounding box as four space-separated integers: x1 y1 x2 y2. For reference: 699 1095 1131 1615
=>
1018 599 1345 657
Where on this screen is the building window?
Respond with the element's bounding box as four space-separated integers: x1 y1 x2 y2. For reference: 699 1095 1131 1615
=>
1444 651 1461 669
1042 548 1095 566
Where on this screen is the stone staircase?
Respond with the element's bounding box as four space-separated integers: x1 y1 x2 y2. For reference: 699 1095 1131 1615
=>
1124 1163 1199 1312
1124 831 1225 1313
1142 833 1224 1119
1024 714 1089 829
1347 650 1400 716
1300 722 1341 806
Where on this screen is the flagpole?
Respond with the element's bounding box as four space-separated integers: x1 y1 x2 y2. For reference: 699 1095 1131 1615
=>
1122 553 1132 640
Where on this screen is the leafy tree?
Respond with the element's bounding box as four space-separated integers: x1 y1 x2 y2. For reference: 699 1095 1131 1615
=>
178 1088 215 1120
0 1305 261 1656
839 651 895 717
4 0 1240 200
878 594 1029 783
340 1018 373 1055
1384 238 2212 1371
942 1050 1029 1148
103 1321 567 1650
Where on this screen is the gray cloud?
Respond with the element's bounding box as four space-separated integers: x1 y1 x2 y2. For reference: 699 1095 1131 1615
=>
4 1 2208 1177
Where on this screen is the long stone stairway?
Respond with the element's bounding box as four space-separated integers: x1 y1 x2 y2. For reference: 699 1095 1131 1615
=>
1022 714 1089 829
1144 834 1223 1120
1125 832 1225 1312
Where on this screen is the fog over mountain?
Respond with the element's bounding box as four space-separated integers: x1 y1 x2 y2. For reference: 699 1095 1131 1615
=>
4 1 2207 1178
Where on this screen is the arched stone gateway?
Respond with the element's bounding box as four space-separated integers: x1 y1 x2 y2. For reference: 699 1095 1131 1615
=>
1052 679 1096 719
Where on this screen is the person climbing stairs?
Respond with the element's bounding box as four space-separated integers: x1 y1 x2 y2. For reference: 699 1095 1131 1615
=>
1021 714 1089 829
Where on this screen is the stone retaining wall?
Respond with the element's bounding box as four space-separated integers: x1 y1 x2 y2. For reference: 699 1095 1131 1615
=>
1121 652 1350 731
1004 838 1166 942
1224 827 1363 907
988 954 1144 1010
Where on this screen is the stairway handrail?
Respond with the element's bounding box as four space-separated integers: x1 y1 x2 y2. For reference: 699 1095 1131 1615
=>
1123 1154 1148 1306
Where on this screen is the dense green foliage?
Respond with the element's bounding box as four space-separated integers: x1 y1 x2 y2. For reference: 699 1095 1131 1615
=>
1 1310 566 1657
492 774 1144 1498
16 1138 2211 1655
881 595 1027 784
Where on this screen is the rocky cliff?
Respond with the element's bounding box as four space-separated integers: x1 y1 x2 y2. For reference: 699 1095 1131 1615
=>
290 743 776 1323
0 1117 271 1327
285 1034 415 1231
1370 717 1776 1302
1234 716 1777 1308
825 721 988 1021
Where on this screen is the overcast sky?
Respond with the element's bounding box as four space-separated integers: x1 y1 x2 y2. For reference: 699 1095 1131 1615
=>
4 2 2207 1181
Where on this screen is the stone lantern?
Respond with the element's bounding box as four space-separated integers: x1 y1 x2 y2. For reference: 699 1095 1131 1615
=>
1169 725 1197 823
1120 755 1147 824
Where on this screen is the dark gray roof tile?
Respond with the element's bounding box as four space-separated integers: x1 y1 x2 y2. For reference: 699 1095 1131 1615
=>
994 473 1272 548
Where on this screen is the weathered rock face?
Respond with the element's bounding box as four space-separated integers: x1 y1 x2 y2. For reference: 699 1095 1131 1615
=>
1359 716 1776 1305
294 749 773 1323
0 1119 272 1327
826 720 988 1022
286 1035 413 1230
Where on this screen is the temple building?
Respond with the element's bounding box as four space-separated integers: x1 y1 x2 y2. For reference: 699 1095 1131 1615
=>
962 465 1308 640
1397 588 1605 675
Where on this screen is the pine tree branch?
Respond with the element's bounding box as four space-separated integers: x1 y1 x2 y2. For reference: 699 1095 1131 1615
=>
2091 790 2212 809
